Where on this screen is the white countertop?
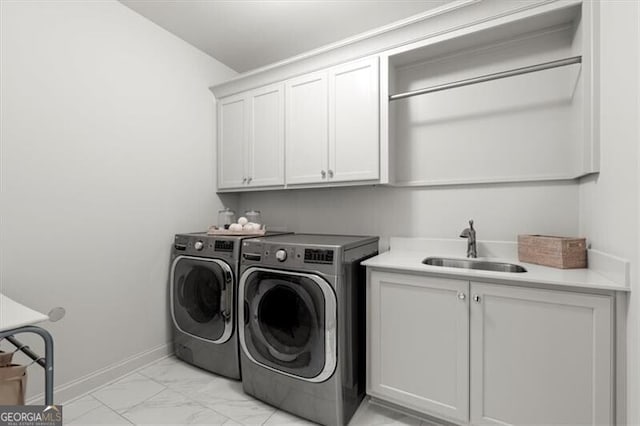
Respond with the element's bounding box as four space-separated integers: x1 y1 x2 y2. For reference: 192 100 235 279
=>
363 238 630 293
0 294 49 333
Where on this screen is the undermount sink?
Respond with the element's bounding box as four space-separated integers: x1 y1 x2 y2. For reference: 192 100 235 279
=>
422 257 527 273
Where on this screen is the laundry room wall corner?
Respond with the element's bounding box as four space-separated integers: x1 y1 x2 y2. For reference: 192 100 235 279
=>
0 0 237 402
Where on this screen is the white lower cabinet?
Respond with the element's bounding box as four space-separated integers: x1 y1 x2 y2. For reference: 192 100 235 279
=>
368 271 469 423
367 270 615 426
470 282 613 426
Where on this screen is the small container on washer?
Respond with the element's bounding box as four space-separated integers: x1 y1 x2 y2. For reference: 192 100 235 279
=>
218 208 236 229
244 210 262 226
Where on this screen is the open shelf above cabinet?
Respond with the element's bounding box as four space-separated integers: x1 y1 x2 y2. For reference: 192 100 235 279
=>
389 55 582 102
382 0 598 187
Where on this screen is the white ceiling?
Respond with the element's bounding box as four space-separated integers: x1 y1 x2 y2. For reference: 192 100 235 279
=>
119 0 450 73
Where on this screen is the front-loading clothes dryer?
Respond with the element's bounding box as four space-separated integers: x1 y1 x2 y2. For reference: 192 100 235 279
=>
238 234 379 425
170 231 290 379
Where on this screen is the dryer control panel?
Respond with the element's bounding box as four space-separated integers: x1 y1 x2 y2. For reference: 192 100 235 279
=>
241 241 339 275
304 249 334 264
242 241 299 265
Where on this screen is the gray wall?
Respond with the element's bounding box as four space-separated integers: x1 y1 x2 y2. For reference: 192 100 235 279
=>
0 0 236 400
579 2 640 423
238 181 579 251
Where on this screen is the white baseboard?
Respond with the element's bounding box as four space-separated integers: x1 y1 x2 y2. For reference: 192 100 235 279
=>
367 397 451 425
27 342 173 405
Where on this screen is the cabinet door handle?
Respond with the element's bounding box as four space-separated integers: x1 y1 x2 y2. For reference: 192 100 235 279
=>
247 177 252 184
328 169 334 178
473 294 481 303
457 292 466 301
321 170 326 178
242 177 247 184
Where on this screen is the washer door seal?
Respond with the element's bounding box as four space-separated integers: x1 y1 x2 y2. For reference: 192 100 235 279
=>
170 256 234 344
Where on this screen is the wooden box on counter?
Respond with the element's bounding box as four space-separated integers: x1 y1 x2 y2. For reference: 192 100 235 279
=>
518 235 587 269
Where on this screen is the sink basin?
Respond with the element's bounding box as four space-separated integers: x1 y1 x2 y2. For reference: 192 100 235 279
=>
422 257 527 273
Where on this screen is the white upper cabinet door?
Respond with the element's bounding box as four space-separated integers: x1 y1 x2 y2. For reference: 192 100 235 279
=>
248 83 285 187
218 95 247 189
470 282 613 426
368 271 469 424
329 57 379 182
285 71 329 185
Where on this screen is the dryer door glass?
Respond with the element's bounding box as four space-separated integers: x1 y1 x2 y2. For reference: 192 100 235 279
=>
259 284 314 355
172 257 232 342
241 270 336 380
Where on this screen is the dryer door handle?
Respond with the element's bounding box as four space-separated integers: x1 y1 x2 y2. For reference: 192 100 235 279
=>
221 268 233 322
244 301 250 325
177 277 185 305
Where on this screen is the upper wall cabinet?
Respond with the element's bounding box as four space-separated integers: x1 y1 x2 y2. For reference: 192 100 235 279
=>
381 0 598 186
217 83 285 190
329 58 380 183
217 57 379 192
286 57 380 186
285 71 329 185
214 0 599 191
218 94 246 189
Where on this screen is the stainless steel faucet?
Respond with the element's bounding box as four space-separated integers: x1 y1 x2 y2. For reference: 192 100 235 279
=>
460 219 477 258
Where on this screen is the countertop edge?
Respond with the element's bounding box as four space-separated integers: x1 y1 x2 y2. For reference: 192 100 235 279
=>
362 251 630 293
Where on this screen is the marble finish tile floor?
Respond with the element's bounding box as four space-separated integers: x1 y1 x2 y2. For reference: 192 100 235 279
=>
63 356 437 425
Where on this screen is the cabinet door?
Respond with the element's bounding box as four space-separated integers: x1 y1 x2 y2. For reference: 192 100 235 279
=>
217 94 247 189
248 83 284 188
285 71 329 185
329 57 379 182
368 271 469 423
470 282 613 425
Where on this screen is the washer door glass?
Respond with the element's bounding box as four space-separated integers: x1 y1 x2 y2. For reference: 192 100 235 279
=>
172 256 232 342
242 269 334 380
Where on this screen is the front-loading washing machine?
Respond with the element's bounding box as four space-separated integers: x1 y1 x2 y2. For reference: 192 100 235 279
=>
170 231 289 379
238 234 379 425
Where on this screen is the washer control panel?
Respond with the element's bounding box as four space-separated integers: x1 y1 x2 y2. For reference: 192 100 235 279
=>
173 234 235 260
214 240 234 252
